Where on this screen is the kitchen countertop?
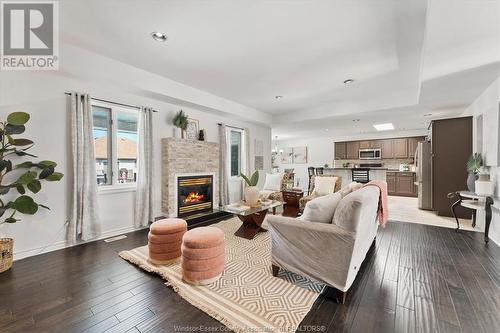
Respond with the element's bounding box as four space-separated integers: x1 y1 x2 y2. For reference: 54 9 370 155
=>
325 167 415 173
326 167 389 170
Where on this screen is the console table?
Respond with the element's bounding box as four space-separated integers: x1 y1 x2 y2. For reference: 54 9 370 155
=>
449 191 496 243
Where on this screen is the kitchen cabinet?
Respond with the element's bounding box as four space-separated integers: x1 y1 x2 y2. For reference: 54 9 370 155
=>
359 141 371 149
335 136 423 161
359 140 381 149
334 142 347 160
393 138 408 158
346 141 359 159
386 172 396 193
408 137 425 158
387 171 416 197
396 172 415 196
381 139 393 159
371 140 382 149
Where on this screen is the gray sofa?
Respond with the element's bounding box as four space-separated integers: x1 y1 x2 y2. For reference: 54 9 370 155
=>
267 186 380 303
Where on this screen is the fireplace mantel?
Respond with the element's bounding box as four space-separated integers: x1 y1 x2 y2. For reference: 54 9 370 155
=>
161 138 220 216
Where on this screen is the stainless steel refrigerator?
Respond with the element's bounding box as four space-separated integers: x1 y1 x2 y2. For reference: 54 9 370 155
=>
415 141 432 210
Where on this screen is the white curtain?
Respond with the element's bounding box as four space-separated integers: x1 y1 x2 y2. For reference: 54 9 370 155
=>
69 92 100 242
244 128 251 174
219 124 230 206
241 128 251 198
134 107 154 228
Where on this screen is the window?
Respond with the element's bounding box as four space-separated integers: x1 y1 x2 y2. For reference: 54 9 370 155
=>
92 102 139 187
227 128 246 177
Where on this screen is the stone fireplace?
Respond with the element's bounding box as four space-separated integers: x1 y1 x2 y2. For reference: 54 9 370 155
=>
162 138 220 218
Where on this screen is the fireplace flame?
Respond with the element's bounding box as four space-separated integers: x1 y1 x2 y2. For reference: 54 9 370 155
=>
184 192 205 203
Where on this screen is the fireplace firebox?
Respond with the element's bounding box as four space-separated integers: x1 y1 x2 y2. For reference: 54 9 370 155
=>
177 175 213 217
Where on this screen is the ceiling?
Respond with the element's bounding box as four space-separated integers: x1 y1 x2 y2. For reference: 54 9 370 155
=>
60 0 500 139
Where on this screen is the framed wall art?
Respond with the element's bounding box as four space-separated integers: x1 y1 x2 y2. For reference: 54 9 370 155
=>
184 118 199 140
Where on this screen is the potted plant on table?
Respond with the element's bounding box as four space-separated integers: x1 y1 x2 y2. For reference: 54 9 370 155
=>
0 112 63 273
466 153 482 192
241 171 259 206
172 110 188 139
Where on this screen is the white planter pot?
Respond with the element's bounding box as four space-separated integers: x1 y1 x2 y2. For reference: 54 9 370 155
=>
244 186 259 205
173 127 182 138
475 180 494 196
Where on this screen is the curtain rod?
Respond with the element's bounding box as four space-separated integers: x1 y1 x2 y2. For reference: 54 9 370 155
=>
217 123 244 131
64 92 158 112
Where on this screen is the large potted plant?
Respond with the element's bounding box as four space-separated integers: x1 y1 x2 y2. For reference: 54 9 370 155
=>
241 171 259 206
466 153 482 192
0 112 63 273
172 110 188 138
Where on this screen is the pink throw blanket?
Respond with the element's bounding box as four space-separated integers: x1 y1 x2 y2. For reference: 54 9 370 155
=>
363 180 388 227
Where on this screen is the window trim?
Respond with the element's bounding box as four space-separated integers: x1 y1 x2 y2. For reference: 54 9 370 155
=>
227 127 246 179
92 101 139 192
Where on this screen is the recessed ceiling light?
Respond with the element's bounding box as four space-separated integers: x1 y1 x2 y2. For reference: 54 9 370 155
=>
151 31 167 42
343 79 354 85
275 95 283 100
373 123 394 131
325 128 329 131
424 113 432 117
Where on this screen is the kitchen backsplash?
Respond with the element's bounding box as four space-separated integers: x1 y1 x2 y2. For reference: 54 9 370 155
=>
333 158 414 169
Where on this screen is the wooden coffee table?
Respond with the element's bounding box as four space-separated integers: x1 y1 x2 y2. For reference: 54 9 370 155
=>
222 201 283 240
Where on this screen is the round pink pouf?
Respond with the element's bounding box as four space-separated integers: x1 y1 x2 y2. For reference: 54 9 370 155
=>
148 218 187 265
181 226 225 285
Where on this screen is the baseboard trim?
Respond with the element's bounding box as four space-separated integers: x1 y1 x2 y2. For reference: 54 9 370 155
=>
13 225 148 261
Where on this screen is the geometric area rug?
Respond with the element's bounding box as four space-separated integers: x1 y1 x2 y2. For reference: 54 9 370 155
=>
119 217 325 333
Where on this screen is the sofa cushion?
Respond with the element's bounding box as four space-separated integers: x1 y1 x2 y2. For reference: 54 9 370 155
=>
339 182 363 197
299 192 342 223
263 173 283 191
313 176 338 196
333 186 380 232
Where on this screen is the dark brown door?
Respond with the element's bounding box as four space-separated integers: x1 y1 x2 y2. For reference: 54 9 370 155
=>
432 117 472 217
393 138 408 158
334 142 347 160
381 140 393 159
387 172 396 194
346 141 360 159
396 173 415 196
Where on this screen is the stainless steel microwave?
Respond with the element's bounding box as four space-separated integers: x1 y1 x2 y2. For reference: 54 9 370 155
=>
359 148 381 159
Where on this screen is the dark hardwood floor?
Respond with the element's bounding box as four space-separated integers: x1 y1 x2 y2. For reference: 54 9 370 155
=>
1 221 500 333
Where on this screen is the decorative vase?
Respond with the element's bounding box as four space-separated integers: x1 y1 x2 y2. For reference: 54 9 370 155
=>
467 172 478 192
173 127 182 139
244 186 259 206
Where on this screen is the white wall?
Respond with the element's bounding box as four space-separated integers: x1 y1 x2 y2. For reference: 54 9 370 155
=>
0 43 271 260
275 129 427 190
463 76 500 246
